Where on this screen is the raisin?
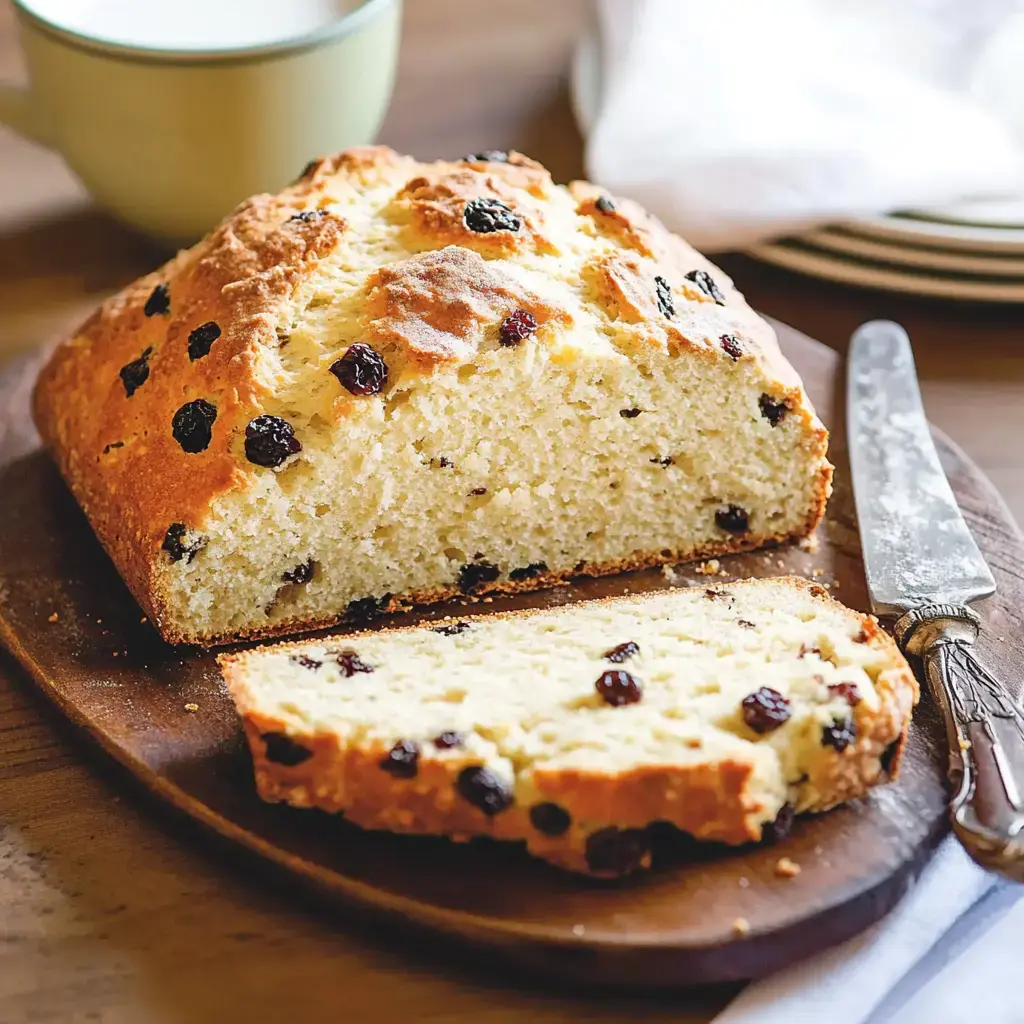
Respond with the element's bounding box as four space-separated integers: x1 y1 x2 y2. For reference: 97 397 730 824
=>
498 308 537 347
432 621 471 636
684 269 725 304
603 641 639 663
508 562 547 581
463 150 509 163
595 669 642 707
119 347 152 397
759 393 788 426
463 197 520 233
289 209 326 222
435 456 454 468
742 687 791 733
144 283 170 317
244 415 301 467
282 560 314 585
738 619 755 629
619 408 642 419
457 766 513 816
330 343 389 395
822 716 857 752
432 731 464 750
261 732 313 767
720 334 743 360
187 321 221 361
458 561 501 592
290 653 322 670
715 505 749 534
345 595 390 622
379 740 419 779
469 487 487 496
880 738 901 776
161 523 206 563
334 649 374 676
171 399 217 454
529 803 571 836
595 194 616 213
585 827 650 876
654 275 675 318
646 821 709 866
828 682 862 706
763 803 795 843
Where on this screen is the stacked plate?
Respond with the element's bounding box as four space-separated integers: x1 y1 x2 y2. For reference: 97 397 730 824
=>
572 26 1024 303
746 200 1024 303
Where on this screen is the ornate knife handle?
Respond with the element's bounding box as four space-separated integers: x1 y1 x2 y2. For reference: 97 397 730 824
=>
895 605 1024 881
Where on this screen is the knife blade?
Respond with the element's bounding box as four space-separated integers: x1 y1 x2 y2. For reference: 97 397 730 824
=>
847 320 1023 883
847 320 995 616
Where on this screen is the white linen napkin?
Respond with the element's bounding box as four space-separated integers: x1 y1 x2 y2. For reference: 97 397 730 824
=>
578 0 1024 250
713 840 1018 1023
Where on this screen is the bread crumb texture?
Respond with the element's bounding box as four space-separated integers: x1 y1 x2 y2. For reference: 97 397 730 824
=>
34 147 832 645
220 577 916 877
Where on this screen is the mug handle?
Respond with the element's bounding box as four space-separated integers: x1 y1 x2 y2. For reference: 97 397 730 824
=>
0 82 50 146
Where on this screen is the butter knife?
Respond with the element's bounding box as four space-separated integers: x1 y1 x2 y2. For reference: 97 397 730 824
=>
848 319 1024 881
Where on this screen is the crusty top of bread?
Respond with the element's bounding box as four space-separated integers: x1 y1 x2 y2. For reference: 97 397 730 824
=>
32 146 815 604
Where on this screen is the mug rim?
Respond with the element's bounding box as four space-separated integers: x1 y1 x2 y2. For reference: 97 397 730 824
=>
12 0 398 65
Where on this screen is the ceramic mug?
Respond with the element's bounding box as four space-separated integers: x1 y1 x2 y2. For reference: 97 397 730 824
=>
0 0 403 243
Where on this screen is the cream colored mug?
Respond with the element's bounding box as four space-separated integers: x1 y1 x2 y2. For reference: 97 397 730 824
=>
0 0 402 243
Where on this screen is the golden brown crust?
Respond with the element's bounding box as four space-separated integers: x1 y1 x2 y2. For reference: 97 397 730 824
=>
363 245 571 373
32 192 349 627
797 635 918 815
32 144 832 646
221 577 917 877
391 158 558 257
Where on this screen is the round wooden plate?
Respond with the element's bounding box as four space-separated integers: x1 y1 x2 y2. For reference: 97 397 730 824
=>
1 322 1021 989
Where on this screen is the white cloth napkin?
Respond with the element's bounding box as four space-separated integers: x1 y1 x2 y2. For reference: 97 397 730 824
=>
578 0 1024 250
714 841 1020 1023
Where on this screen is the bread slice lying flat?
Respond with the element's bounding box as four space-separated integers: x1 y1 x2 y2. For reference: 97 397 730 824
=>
33 147 831 645
219 577 916 877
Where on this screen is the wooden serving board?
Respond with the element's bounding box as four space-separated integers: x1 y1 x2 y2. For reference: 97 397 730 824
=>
1 322 1021 989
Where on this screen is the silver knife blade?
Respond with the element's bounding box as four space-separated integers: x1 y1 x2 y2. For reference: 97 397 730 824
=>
847 320 996 617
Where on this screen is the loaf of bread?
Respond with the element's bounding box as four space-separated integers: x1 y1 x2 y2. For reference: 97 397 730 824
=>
219 577 916 877
34 147 832 645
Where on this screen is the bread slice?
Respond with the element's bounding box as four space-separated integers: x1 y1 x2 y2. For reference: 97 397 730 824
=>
34 146 831 646
219 577 916 877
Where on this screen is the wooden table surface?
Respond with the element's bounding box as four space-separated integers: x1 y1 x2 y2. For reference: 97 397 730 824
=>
1 1 1022 1021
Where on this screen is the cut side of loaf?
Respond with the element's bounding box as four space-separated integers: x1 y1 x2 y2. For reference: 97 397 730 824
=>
220 578 917 878
34 146 831 645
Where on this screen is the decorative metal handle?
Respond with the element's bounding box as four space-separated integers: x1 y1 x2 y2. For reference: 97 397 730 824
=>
895 604 1024 881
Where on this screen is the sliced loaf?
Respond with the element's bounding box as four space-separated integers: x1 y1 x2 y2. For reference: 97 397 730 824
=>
220 577 917 877
34 147 831 645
